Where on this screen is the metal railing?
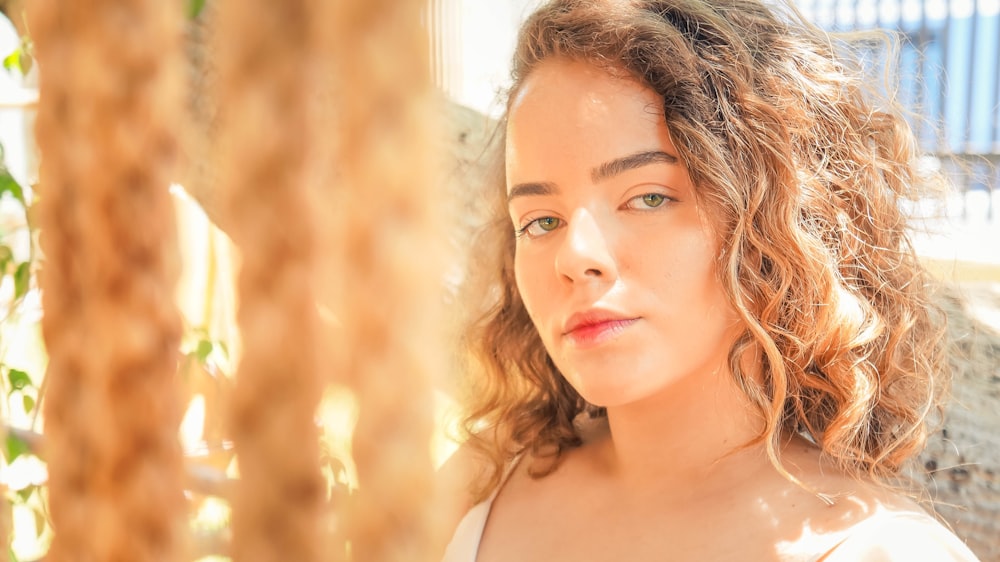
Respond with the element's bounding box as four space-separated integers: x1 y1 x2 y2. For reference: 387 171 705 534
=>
798 0 1000 218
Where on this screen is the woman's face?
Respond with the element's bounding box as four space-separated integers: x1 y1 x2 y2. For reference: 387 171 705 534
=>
505 58 742 408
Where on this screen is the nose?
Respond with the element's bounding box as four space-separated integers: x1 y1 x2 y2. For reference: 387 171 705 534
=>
554 209 618 284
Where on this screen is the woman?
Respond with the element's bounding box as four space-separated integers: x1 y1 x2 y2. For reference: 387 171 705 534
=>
440 0 981 559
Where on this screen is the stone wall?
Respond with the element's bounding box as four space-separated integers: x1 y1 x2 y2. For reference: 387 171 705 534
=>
913 284 1000 561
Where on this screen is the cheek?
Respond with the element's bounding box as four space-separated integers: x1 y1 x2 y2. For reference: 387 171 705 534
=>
513 251 527 298
686 246 740 333
513 252 541 319
661 232 732 316
514 251 561 344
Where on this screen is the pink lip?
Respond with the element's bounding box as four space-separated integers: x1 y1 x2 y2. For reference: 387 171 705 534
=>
562 310 639 346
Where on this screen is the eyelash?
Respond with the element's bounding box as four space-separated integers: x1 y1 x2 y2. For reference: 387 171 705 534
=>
624 192 673 210
516 216 561 239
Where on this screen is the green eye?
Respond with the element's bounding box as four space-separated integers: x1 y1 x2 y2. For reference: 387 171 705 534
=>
642 193 665 207
517 216 562 238
537 217 560 231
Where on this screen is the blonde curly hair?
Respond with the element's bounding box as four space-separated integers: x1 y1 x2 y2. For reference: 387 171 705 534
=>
460 0 949 500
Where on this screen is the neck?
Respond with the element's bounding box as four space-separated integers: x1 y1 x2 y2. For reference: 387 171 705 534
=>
598 367 770 499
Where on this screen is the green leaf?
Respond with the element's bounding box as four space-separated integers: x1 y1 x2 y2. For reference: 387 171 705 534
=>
15 484 35 502
4 433 29 463
22 393 35 413
187 0 207 19
0 244 12 272
1 42 30 77
195 339 213 363
16 44 33 76
7 368 31 391
13 261 30 299
33 506 46 537
2 49 20 74
0 168 26 207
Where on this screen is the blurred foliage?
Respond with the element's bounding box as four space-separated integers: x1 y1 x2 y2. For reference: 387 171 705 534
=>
0 135 46 561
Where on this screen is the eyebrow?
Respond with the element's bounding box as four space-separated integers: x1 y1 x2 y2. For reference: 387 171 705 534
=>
507 150 679 204
507 181 558 204
591 150 678 183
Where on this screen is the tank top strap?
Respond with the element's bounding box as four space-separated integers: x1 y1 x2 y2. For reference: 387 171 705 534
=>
441 454 524 562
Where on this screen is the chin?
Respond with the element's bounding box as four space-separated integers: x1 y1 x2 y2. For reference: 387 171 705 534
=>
569 379 648 409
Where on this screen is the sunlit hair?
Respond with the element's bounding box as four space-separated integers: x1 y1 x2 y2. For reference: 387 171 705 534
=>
459 0 949 500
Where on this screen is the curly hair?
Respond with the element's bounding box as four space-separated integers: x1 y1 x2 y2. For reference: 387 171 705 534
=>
459 0 949 500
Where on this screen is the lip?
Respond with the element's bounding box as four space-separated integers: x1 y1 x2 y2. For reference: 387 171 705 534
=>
562 309 639 347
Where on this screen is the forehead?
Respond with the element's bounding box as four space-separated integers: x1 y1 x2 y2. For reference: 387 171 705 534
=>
504 59 673 187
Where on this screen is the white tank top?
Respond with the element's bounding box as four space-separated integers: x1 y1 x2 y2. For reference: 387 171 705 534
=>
441 457 522 562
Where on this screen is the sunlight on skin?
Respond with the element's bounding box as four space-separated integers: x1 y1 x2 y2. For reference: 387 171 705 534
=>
767 493 872 559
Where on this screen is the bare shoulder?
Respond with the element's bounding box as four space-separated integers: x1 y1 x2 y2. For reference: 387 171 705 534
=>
817 506 981 561
779 440 980 561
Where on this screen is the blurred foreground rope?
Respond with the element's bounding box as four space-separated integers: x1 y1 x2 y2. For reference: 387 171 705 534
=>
216 1 326 561
28 1 188 560
319 0 450 560
22 0 449 559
